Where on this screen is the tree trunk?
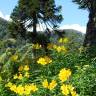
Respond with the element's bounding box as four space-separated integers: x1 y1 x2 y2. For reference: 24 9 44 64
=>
83 9 96 57
31 12 38 43
83 10 96 46
33 12 37 36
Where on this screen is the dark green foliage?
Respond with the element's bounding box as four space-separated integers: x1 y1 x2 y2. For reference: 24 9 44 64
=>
71 65 96 96
0 17 9 39
72 0 96 10
72 0 93 10
9 0 63 40
8 21 27 39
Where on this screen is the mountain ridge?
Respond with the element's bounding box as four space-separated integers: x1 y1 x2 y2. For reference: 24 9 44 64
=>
0 17 84 45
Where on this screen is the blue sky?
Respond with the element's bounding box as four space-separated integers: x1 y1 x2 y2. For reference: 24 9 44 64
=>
56 0 88 26
0 0 89 33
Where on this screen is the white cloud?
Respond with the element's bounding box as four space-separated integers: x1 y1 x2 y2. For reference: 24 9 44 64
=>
60 24 86 34
5 15 10 21
0 11 10 21
0 11 4 18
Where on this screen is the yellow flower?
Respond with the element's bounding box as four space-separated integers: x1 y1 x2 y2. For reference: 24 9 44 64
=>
61 46 67 52
58 38 69 43
10 84 17 92
53 45 57 49
42 79 49 88
5 82 13 87
18 73 23 80
30 83 38 92
24 72 30 78
37 56 52 65
54 46 67 53
33 43 41 49
13 74 18 79
61 84 78 96
42 79 57 90
37 57 47 65
24 85 32 95
59 68 71 82
71 91 78 96
10 55 18 62
60 84 69 95
44 56 52 64
48 80 57 90
63 38 69 43
16 85 24 95
67 85 74 92
18 66 23 71
56 46 62 52
24 65 30 71
58 38 63 43
6 83 38 95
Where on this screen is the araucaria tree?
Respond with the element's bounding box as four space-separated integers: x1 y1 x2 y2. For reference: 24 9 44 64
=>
9 0 63 39
72 0 96 47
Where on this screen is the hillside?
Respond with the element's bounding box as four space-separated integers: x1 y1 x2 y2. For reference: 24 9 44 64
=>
0 17 84 46
0 17 9 39
64 29 84 44
51 29 84 46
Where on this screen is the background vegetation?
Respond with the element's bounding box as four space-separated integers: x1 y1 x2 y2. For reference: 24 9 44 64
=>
0 0 96 96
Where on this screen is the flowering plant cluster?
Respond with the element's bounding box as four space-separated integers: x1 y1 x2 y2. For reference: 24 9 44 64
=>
0 37 89 96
